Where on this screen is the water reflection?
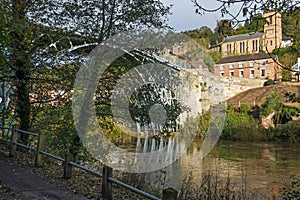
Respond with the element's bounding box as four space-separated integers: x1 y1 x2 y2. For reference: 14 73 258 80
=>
117 136 300 196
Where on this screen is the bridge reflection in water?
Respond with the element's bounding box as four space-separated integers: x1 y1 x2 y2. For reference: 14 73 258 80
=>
117 136 300 198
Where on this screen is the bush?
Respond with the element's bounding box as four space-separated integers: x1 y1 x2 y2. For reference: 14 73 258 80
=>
221 113 265 141
262 120 300 143
280 177 300 200
263 79 274 86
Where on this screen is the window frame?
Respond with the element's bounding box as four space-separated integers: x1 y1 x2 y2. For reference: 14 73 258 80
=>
239 70 244 78
260 68 266 77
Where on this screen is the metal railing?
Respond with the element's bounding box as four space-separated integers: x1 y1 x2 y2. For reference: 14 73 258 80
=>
0 127 177 200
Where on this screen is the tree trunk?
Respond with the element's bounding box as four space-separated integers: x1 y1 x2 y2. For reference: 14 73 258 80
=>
11 0 32 144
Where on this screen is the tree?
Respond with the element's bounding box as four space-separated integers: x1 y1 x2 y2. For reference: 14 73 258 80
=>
192 0 300 73
183 26 213 49
215 20 234 37
192 0 300 26
260 93 300 125
0 0 171 143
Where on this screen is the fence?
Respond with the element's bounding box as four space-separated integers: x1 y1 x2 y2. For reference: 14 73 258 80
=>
0 127 178 200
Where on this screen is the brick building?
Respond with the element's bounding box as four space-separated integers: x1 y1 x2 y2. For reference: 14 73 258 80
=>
215 53 281 80
215 11 282 80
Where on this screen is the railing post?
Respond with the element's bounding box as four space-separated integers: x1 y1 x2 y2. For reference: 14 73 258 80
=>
102 165 112 200
163 188 178 200
9 127 17 157
35 132 45 167
63 153 73 179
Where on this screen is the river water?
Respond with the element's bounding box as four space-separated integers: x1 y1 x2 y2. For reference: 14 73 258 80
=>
117 137 300 198
179 140 300 192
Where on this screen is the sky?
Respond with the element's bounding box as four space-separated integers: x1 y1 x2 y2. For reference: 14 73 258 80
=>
161 0 242 32
161 0 223 32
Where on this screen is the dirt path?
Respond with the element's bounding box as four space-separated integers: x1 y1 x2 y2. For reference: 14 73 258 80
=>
0 151 89 200
227 82 300 106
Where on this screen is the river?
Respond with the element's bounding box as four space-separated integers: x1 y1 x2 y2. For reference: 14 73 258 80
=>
117 137 300 198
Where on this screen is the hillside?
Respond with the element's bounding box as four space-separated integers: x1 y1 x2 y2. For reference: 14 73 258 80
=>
226 82 300 107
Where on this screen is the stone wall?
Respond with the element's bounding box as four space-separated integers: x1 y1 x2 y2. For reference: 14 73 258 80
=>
220 76 266 100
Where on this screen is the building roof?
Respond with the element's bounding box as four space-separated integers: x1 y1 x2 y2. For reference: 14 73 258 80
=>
217 53 274 64
223 32 263 43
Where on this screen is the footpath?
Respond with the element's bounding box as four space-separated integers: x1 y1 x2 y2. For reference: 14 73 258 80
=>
0 150 89 200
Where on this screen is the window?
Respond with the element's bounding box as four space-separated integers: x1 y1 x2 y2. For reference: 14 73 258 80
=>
269 16 273 25
230 71 234 77
239 62 244 68
229 63 234 69
260 60 266 66
260 69 265 77
239 70 244 78
270 40 273 46
250 70 255 78
227 44 232 55
240 41 245 53
269 29 273 34
220 64 225 71
249 61 254 67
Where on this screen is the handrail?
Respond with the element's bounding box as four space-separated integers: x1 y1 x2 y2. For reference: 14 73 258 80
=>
0 138 10 143
108 177 161 200
0 127 13 130
69 162 103 178
0 126 166 200
15 129 39 137
40 151 65 162
15 142 36 151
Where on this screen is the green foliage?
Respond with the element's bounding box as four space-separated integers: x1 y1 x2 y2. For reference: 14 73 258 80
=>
240 103 250 114
271 46 297 81
221 112 264 141
260 93 300 124
208 50 222 63
280 177 300 199
284 92 300 103
223 100 300 142
260 93 282 117
197 110 211 138
1 0 171 144
263 79 274 86
31 105 90 162
184 26 213 39
263 120 300 142
282 7 300 42
98 116 125 143
244 13 265 32
182 110 211 138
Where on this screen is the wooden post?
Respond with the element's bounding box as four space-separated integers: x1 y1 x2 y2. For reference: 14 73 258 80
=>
63 153 73 179
163 188 178 200
102 165 112 200
35 132 45 167
9 127 17 157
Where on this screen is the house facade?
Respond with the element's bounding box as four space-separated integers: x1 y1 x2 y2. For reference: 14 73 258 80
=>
216 11 282 80
221 32 263 57
215 53 281 80
221 11 282 57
